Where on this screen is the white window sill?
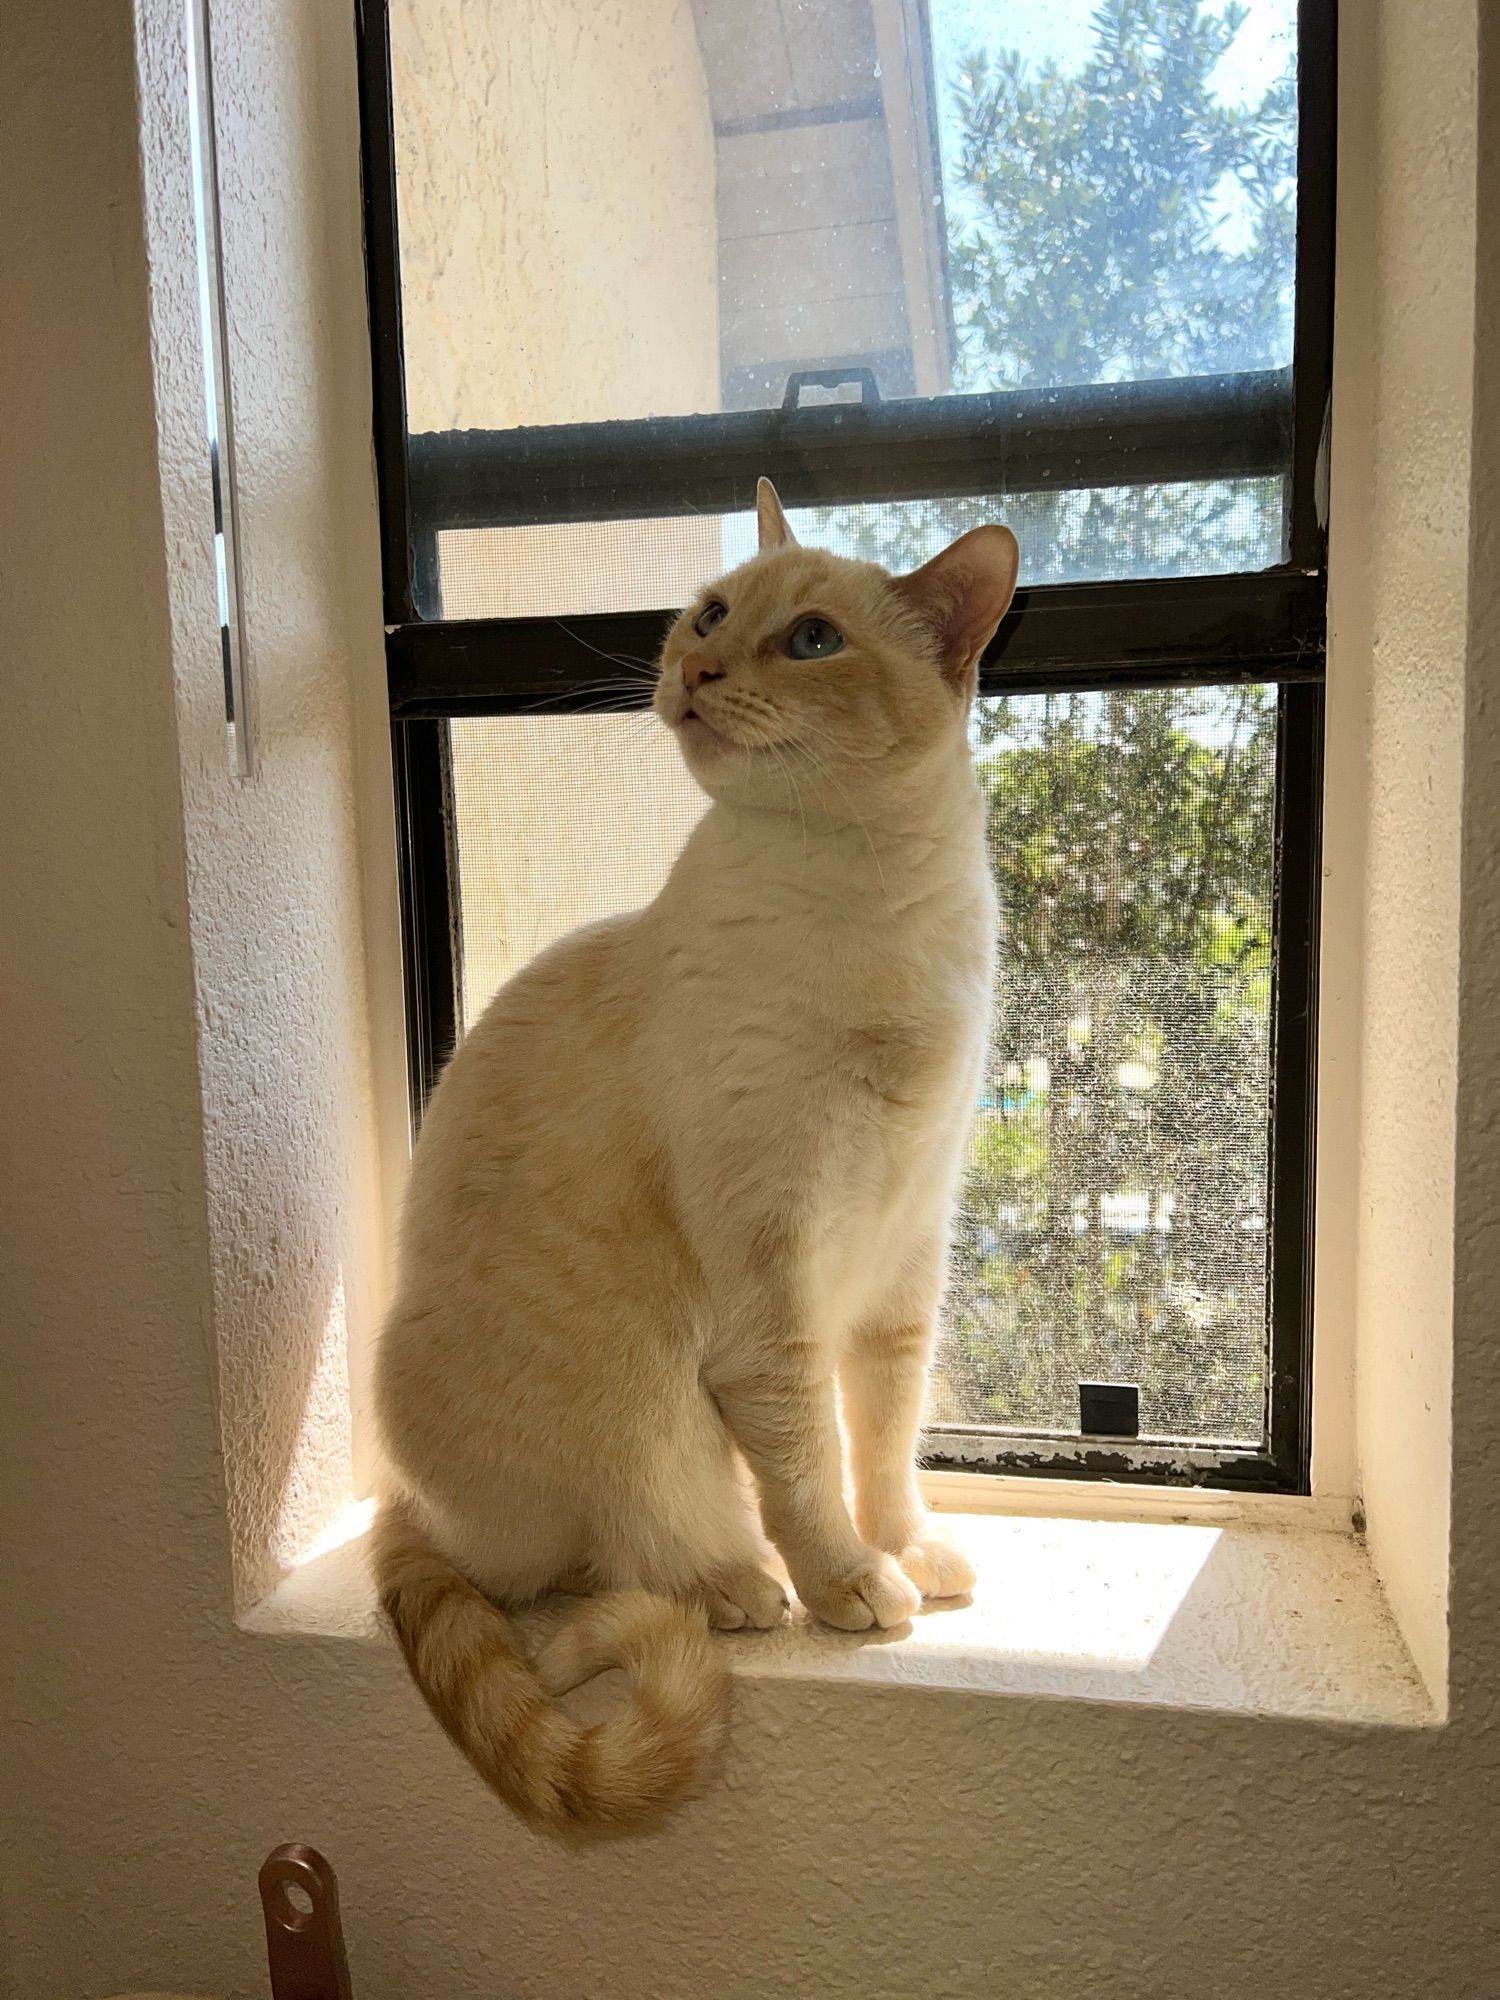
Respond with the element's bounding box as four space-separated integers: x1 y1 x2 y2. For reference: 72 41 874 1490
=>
246 1499 1434 1731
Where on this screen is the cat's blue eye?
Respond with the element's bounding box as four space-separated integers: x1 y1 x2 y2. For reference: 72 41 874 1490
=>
786 617 844 660
693 600 728 637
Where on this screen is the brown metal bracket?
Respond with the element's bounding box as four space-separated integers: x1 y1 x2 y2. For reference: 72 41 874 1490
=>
259 1845 354 2000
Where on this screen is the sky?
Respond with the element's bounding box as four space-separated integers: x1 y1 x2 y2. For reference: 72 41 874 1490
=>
927 0 1297 111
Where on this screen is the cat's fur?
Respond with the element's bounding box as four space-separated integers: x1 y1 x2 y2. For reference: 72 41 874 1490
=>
373 484 1019 1837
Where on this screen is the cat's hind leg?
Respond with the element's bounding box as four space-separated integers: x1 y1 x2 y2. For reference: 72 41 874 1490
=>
590 1395 789 1632
695 1553 792 1632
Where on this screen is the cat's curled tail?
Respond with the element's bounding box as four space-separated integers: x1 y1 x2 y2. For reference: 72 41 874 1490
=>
372 1502 731 1838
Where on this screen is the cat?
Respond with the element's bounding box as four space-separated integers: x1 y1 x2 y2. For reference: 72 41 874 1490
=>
373 481 1019 1838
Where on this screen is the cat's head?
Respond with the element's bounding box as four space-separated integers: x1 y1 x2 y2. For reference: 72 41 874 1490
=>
653 480 1019 808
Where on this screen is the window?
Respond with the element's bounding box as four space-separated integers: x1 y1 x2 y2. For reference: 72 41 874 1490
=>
358 0 1332 1491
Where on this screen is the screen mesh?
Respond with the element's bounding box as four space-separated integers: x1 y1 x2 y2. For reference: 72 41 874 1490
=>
936 687 1275 1448
449 683 1276 1452
451 717 706 1028
433 478 1284 622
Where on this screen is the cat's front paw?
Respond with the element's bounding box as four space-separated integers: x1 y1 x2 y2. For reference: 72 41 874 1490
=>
794 1551 921 1632
893 1531 976 1602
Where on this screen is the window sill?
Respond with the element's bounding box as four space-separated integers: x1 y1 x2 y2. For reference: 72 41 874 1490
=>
246 1501 1434 1731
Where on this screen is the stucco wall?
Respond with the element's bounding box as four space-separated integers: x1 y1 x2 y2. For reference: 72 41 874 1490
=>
390 0 719 436
2 5 1498 2000
450 715 706 1029
1330 0 1473 1702
138 0 400 1597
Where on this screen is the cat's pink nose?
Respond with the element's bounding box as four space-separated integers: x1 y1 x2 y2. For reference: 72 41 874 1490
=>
681 652 724 693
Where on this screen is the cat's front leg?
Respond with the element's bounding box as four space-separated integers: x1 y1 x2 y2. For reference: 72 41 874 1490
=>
709 1342 920 1633
842 1296 977 1605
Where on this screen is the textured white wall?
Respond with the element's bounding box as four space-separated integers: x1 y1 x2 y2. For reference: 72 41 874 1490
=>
132 0 403 1603
1325 0 1476 1702
2 5 1498 2000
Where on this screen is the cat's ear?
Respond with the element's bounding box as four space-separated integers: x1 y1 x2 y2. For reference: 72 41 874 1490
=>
897 524 1020 695
756 477 798 552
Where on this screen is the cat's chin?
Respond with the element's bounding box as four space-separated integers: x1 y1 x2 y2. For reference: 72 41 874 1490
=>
676 711 731 754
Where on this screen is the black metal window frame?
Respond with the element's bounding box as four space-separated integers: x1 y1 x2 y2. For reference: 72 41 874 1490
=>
355 0 1335 1494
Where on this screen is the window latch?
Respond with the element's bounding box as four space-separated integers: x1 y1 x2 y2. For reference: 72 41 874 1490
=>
781 366 882 411
1079 1381 1141 1439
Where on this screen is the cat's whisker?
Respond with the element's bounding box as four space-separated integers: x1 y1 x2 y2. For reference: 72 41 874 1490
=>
520 678 657 714
583 712 671 785
551 620 662 676
583 711 661 758
705 697 875 883
763 737 808 865
571 692 655 713
523 713 659 798
686 689 891 898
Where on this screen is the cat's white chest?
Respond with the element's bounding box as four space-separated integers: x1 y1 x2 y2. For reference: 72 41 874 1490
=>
702 878 990 1285
646 795 994 1324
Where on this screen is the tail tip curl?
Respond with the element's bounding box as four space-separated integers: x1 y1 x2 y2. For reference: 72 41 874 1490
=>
373 1506 731 1839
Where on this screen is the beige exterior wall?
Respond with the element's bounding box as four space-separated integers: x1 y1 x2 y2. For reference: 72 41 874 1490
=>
391 0 717 1015
390 0 720 435
3 4 1499 1999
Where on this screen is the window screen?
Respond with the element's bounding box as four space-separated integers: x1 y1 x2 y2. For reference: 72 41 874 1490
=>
448 682 1278 1454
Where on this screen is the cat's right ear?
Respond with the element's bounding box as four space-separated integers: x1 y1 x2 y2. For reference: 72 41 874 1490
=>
896 524 1020 698
756 477 798 552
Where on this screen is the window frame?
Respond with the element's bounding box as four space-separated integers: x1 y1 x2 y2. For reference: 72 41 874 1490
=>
355 0 1336 1494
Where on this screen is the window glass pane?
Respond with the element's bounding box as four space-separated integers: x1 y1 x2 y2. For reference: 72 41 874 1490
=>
435 477 1284 620
391 0 1298 434
932 0 1298 392
450 681 1277 1453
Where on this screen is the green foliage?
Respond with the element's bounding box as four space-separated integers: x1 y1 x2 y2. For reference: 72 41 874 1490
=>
935 688 1276 1443
947 0 1296 390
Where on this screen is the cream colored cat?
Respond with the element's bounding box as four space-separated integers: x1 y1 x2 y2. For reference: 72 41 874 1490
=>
373 483 1019 1838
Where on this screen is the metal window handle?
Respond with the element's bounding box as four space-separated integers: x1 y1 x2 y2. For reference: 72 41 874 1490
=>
781 366 882 411
260 1845 353 2000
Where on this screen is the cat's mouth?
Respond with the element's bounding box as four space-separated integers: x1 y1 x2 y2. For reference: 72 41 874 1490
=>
676 705 731 750
672 698 783 757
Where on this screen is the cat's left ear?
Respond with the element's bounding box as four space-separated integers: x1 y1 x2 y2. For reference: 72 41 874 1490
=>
896 524 1020 698
756 477 798 552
